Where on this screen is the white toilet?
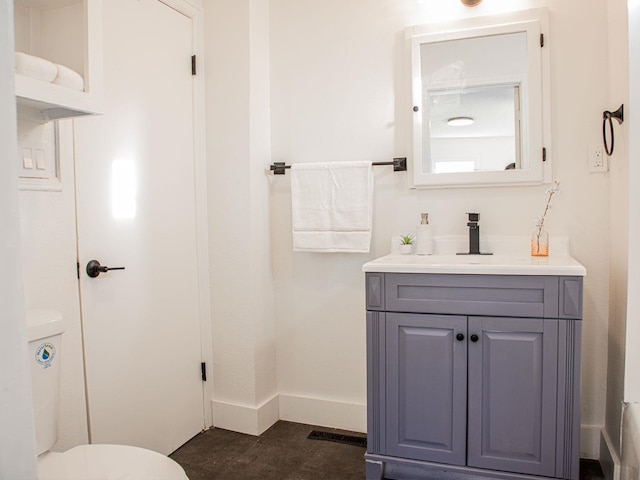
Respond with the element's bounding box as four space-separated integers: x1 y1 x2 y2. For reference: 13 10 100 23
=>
27 310 189 480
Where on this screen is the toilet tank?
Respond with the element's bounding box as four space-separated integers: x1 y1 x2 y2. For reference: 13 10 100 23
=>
27 310 64 456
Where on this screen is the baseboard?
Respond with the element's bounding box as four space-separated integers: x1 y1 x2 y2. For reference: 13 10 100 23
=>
212 398 601 445
211 394 279 436
278 394 366 433
581 424 602 459
600 428 622 480
210 394 618 471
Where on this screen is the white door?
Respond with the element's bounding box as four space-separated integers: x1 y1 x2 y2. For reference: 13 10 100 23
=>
74 0 204 455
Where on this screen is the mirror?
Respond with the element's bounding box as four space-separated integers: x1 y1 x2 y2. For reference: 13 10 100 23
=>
407 8 551 188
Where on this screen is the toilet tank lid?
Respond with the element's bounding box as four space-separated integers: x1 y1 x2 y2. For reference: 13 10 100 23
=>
27 309 64 342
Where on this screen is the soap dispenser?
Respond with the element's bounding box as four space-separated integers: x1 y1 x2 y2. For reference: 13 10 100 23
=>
415 213 433 255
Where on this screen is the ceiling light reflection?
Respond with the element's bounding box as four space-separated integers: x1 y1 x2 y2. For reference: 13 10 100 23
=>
447 116 475 126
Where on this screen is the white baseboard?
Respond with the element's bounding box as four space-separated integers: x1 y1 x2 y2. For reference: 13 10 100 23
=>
211 394 279 436
581 424 602 459
211 396 607 451
278 394 366 433
601 428 622 480
211 394 365 435
213 395 602 452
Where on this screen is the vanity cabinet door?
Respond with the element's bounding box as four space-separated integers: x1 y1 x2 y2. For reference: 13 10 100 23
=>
467 316 559 477
385 313 467 465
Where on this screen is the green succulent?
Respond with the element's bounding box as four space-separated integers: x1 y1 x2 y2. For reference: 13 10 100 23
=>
400 234 414 245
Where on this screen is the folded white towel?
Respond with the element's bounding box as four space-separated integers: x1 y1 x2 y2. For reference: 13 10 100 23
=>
14 52 57 83
52 63 85 91
291 161 373 253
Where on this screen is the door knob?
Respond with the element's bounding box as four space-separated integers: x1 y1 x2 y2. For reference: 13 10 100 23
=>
470 334 479 342
456 333 465 341
86 259 125 278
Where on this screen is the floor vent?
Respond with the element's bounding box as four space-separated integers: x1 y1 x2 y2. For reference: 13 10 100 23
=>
307 430 367 448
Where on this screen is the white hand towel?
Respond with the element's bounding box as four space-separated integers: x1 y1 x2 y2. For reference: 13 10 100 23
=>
52 63 85 91
14 52 57 83
291 161 373 253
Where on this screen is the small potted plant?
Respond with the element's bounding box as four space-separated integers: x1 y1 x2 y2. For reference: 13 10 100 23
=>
399 234 414 255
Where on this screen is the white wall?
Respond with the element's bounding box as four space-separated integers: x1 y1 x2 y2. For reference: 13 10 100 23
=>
619 0 640 476
604 0 629 474
0 0 38 478
14 0 91 455
204 0 278 435
624 0 640 403
268 0 612 452
17 117 89 453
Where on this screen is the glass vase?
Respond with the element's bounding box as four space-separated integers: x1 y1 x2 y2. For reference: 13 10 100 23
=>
530 226 549 257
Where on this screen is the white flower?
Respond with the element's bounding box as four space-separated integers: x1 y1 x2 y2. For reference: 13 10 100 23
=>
535 180 560 232
545 180 561 195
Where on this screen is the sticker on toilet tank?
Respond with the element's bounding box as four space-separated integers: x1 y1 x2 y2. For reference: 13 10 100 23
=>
35 343 56 369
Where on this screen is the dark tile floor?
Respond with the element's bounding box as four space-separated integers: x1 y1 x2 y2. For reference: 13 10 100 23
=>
170 421 605 480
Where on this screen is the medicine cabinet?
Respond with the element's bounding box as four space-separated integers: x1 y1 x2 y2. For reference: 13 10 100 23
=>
407 8 551 188
13 0 103 122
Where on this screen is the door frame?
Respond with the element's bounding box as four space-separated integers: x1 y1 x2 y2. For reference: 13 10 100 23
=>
626 0 640 403
159 0 213 429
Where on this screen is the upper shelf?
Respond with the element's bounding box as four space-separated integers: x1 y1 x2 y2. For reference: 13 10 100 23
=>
15 74 102 120
13 0 103 121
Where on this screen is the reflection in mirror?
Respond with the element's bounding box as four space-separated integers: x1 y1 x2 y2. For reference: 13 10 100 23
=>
407 8 551 188
421 31 527 174
427 84 521 173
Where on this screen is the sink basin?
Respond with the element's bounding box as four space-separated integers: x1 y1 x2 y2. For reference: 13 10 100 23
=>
362 253 586 276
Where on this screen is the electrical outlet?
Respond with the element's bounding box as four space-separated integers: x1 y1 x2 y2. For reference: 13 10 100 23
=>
589 145 607 173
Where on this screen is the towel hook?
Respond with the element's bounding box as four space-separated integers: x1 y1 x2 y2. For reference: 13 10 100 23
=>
603 104 624 156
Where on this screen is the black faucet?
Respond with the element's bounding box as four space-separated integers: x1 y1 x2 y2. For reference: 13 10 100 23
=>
457 213 492 256
467 213 481 255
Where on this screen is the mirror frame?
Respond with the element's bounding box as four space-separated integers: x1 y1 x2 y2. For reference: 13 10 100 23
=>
406 8 551 189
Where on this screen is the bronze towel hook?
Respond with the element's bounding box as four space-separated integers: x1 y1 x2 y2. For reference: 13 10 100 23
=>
603 104 624 156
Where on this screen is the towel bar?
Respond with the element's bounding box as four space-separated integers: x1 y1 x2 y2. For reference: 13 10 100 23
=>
269 157 407 175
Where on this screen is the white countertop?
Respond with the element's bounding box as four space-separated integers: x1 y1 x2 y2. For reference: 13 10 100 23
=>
362 253 586 276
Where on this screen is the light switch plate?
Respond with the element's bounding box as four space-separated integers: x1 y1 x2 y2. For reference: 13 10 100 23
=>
17 107 61 190
35 149 46 170
22 148 34 169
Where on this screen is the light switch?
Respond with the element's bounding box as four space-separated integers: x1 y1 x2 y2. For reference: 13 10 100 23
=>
22 148 34 169
35 149 46 170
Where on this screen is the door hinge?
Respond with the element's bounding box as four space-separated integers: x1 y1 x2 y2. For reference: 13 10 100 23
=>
540 33 545 47
542 147 547 162
201 362 207 381
191 55 197 75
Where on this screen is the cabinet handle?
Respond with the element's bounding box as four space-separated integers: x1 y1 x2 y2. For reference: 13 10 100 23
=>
470 334 479 342
456 333 465 341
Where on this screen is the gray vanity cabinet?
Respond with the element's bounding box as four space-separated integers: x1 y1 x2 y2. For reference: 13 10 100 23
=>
385 313 468 466
365 273 582 480
467 316 558 477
